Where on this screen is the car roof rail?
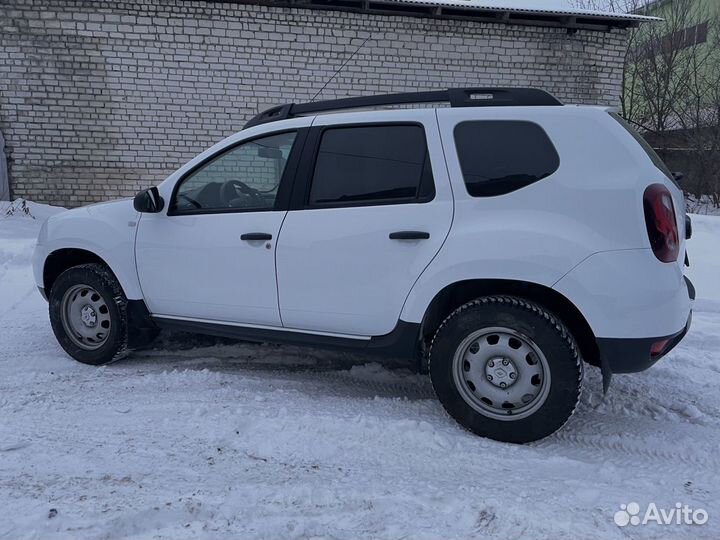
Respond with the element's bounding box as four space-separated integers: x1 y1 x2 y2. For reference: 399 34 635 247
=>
243 87 563 129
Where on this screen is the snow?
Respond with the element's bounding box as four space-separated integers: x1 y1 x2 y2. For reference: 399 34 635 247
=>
387 0 657 20
1 202 719 539
686 213 720 312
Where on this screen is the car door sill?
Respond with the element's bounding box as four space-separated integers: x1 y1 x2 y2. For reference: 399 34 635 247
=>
151 314 420 361
152 314 370 340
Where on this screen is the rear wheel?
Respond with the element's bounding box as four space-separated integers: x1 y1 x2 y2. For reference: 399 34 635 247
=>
49 263 129 365
429 295 582 443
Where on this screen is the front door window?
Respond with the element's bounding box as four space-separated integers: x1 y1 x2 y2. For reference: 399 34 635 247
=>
171 131 297 213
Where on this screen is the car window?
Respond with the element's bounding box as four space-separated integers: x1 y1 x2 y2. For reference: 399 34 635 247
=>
308 125 434 207
454 121 559 197
171 131 297 213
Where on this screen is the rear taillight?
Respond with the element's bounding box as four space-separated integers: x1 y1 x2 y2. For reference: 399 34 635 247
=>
643 184 679 263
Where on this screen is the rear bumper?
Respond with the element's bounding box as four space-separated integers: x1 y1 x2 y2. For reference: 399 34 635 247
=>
597 274 694 374
597 310 691 374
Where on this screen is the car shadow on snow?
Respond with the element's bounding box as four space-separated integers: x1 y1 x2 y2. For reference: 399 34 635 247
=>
117 330 436 401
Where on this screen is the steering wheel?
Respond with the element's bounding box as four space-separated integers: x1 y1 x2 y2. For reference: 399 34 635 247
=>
220 179 263 207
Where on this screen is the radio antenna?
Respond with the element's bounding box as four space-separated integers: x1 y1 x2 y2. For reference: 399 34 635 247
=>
310 34 372 102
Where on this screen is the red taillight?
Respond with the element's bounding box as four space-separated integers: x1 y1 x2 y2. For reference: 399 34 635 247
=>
650 339 670 358
643 184 679 263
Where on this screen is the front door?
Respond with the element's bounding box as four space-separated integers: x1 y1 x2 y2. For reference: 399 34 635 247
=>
136 130 299 326
276 112 453 336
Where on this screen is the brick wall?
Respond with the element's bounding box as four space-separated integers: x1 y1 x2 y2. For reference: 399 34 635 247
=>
0 0 629 207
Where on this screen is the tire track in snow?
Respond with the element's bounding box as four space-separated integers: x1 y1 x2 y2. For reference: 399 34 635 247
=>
537 415 720 473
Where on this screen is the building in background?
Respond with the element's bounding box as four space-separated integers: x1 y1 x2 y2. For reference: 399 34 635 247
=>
626 0 719 206
0 0 651 207
0 130 8 201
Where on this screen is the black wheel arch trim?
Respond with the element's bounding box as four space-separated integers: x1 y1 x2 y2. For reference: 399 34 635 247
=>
418 278 599 371
126 299 159 349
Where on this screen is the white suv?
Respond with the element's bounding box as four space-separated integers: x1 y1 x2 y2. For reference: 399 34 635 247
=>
33 88 694 443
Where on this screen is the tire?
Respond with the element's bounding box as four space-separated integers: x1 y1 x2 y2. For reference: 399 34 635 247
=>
49 263 129 365
429 295 582 443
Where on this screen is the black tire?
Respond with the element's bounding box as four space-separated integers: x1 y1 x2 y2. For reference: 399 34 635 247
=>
429 295 583 443
49 263 129 365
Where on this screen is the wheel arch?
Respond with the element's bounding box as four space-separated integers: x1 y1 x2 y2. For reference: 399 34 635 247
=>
44 248 157 348
419 279 599 369
44 248 119 295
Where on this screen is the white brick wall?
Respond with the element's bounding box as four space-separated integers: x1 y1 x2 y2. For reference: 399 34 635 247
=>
0 0 629 207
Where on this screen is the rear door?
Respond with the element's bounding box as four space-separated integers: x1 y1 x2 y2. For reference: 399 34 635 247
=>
275 110 453 336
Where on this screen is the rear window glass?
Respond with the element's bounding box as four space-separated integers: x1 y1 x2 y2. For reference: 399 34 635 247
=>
609 112 676 185
454 121 560 197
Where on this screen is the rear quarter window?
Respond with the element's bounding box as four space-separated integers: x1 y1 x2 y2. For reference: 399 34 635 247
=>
454 120 560 197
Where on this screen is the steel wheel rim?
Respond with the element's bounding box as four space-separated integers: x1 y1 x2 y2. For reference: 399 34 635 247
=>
60 284 112 350
452 326 551 421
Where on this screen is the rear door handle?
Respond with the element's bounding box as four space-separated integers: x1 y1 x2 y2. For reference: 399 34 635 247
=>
389 231 430 240
241 232 272 241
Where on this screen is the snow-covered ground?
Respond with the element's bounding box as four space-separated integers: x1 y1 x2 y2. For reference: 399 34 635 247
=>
686 195 720 217
1 201 719 539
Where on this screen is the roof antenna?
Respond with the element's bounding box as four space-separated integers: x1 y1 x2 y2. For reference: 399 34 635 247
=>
310 34 372 102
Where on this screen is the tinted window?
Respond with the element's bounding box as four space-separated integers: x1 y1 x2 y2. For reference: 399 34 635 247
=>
172 131 296 213
309 125 434 206
454 121 560 197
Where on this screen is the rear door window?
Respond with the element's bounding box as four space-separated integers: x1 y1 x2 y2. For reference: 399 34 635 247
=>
308 125 434 207
454 121 560 197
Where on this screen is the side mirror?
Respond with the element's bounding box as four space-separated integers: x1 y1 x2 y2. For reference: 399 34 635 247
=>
672 171 684 182
133 186 164 213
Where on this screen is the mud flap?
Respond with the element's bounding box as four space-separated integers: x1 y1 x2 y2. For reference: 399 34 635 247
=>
600 353 613 394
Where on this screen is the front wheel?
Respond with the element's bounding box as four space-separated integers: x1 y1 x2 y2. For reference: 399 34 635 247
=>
49 263 130 365
429 296 583 443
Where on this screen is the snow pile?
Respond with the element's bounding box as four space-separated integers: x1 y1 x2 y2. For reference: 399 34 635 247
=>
1 202 719 539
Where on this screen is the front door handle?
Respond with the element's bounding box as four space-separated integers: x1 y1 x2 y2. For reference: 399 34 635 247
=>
389 231 430 240
241 232 273 241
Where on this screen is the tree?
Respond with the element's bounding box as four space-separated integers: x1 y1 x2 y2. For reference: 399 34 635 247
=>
574 0 720 208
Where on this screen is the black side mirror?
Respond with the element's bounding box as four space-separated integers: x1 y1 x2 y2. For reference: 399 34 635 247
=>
133 186 164 213
672 171 684 182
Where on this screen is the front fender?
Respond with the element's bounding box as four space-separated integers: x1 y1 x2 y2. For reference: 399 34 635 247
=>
34 199 143 300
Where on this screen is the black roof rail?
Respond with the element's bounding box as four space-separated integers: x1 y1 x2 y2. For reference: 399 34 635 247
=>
244 87 563 129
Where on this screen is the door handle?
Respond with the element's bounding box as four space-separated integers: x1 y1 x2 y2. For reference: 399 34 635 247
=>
389 231 430 240
241 232 273 241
